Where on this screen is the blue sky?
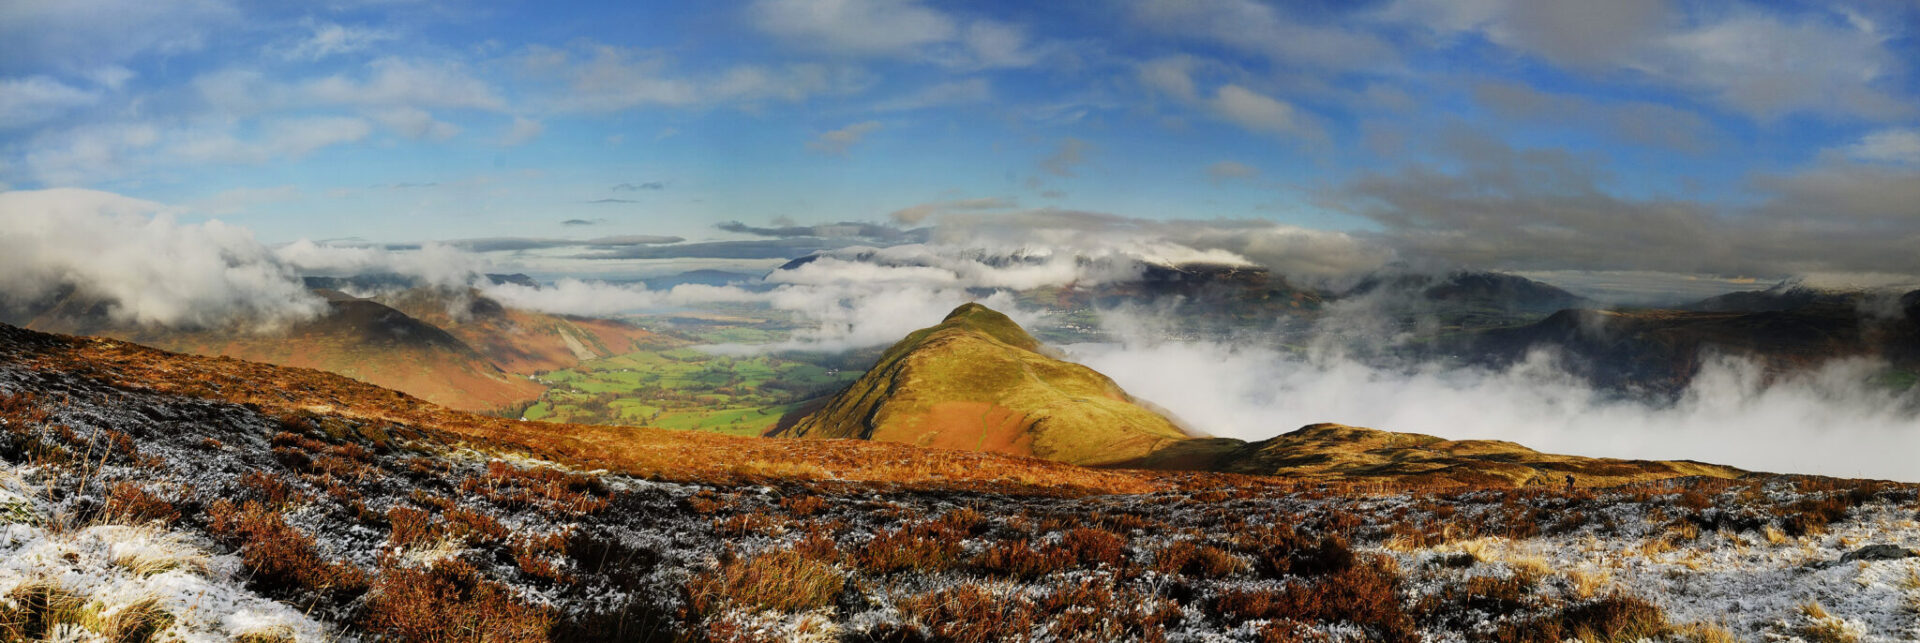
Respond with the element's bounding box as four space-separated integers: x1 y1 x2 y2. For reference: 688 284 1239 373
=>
3 0 1919 279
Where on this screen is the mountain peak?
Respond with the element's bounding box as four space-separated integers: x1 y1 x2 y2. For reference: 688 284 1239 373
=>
779 303 1190 466
936 302 1039 351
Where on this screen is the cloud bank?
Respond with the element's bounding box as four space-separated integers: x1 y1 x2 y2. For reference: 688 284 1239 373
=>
1069 334 1920 482
0 188 323 327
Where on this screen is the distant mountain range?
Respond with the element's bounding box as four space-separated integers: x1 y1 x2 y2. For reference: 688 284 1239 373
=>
1449 285 1920 395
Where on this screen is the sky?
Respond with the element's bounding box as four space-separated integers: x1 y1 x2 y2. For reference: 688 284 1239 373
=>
3 0 1920 287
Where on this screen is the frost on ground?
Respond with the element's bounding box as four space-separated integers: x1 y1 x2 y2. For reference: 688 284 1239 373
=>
1419 499 1920 642
0 469 335 642
3 326 1919 641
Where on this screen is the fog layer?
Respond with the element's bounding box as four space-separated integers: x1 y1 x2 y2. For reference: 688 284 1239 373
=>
1069 340 1920 482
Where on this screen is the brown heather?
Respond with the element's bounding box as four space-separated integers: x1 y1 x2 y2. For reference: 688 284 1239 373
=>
363 558 554 642
204 500 368 598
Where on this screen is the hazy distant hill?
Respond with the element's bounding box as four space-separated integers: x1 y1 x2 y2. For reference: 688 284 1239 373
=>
11 288 544 412
375 287 663 376
1344 270 1591 315
1453 289 1920 394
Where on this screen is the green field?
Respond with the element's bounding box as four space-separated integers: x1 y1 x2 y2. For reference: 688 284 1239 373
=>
522 345 862 436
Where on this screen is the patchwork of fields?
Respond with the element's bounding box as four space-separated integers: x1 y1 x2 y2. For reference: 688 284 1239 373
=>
520 319 864 435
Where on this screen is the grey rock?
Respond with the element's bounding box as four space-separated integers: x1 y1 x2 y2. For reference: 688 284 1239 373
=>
1840 544 1919 563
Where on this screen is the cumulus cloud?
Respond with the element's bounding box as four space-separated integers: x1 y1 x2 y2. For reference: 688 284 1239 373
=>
1136 58 1324 141
274 239 488 289
1843 128 1920 165
1328 129 1920 276
0 188 323 327
1210 85 1315 139
748 0 956 56
1390 0 1913 121
1472 80 1719 153
1130 0 1398 72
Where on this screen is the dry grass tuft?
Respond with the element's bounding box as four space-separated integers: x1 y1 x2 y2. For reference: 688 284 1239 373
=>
1795 602 1860 643
686 548 845 618
363 558 554 642
0 581 175 643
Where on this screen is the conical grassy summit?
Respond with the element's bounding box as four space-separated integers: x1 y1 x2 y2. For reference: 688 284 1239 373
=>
780 303 1194 466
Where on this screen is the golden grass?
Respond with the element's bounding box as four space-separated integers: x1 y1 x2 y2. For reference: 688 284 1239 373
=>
0 580 175 643
1796 602 1860 643
686 549 846 617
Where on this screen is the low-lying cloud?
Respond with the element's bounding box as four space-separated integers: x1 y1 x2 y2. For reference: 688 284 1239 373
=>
0 188 325 328
1069 338 1920 482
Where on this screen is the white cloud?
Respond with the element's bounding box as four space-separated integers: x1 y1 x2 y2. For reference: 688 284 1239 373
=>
747 0 1050 70
1130 0 1398 72
1642 9 1910 121
372 107 461 141
1137 59 1325 141
1388 0 1913 121
1210 85 1316 139
1073 339 1920 481
1843 128 1920 165
171 116 372 164
530 44 866 112
0 0 236 73
278 21 397 60
303 57 505 111
1137 56 1201 102
746 0 957 56
807 121 881 155
20 122 161 186
956 21 1042 69
500 116 543 146
274 240 490 290
0 188 324 328
0 76 99 128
